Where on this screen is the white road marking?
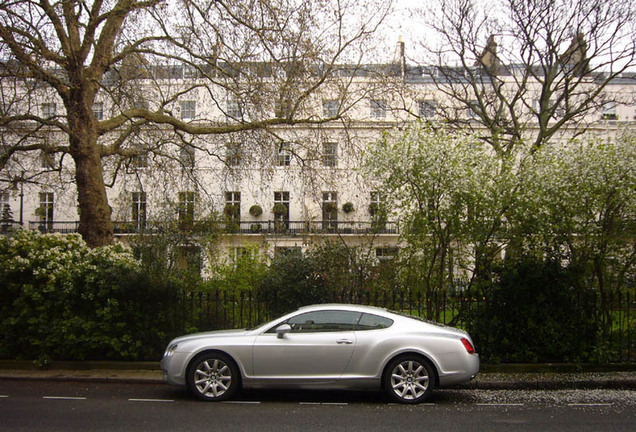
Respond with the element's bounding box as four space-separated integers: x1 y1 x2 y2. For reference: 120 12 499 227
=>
476 403 524 407
0 395 9 398
221 401 261 405
299 402 348 406
568 403 612 407
128 398 174 403
43 396 87 401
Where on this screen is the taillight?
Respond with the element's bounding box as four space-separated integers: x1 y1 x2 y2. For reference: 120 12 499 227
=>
461 337 476 354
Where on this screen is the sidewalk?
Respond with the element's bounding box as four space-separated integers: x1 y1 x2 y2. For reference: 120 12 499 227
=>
1 361 635 390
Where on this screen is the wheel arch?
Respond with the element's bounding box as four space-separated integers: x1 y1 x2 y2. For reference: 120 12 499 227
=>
380 351 439 391
185 349 244 386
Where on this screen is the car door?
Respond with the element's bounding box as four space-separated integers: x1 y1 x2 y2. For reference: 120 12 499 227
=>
252 310 360 379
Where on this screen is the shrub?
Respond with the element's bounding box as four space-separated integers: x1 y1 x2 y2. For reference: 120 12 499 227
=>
272 203 288 215
258 250 328 316
0 231 183 362
466 256 598 363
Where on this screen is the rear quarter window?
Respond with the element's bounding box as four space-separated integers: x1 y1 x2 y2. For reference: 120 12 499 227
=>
357 313 393 330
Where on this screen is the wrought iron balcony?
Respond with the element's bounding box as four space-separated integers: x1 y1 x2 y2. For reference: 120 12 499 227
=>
25 219 399 236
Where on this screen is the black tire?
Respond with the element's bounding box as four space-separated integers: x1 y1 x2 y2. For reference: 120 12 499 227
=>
187 352 240 402
383 355 436 404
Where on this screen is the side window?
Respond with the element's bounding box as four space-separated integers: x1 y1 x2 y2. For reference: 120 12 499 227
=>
287 311 362 333
357 313 393 330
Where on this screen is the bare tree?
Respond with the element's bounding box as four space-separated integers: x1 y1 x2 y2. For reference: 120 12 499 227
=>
411 0 636 156
0 0 390 247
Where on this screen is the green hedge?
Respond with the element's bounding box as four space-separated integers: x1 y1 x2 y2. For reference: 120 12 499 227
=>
466 256 599 363
0 231 183 363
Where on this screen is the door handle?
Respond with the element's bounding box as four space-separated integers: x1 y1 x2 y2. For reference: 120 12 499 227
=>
337 339 353 345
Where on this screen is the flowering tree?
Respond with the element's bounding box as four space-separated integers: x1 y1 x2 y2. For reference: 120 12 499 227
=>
514 132 636 322
365 122 635 314
364 122 518 299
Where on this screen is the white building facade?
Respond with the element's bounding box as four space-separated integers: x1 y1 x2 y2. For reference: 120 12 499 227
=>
1 59 635 274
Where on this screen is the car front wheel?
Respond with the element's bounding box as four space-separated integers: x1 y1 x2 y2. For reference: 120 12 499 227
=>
383 355 435 404
187 352 240 401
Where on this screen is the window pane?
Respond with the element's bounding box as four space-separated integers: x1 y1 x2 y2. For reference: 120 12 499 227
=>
288 311 362 333
358 313 394 330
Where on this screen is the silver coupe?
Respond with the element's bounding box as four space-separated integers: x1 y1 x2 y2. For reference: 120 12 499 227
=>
161 304 479 404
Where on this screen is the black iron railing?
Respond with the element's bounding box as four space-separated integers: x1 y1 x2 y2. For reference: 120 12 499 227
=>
25 219 399 236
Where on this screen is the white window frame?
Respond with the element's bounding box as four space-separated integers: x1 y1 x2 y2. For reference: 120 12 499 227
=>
370 99 387 119
323 99 338 118
41 103 56 118
180 100 196 120
92 102 103 120
276 142 291 167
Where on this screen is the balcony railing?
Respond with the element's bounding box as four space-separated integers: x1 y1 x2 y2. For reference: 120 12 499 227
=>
25 220 399 236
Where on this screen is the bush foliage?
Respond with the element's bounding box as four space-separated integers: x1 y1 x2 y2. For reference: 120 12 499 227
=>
0 231 183 363
467 256 598 363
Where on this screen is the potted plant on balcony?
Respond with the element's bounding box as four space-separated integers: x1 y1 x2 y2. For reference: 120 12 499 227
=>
272 203 288 233
249 204 263 217
248 205 263 233
342 202 355 214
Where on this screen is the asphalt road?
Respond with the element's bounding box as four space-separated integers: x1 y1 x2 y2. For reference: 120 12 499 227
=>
1 380 635 432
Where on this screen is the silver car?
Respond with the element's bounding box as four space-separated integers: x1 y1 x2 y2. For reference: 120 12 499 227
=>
161 304 479 404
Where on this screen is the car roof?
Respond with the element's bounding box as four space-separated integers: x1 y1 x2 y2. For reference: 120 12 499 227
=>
296 303 391 315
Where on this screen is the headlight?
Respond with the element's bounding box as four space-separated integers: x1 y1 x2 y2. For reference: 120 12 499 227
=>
163 344 179 357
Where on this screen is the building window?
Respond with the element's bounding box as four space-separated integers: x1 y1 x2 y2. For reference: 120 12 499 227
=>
180 100 196 120
419 100 436 118
0 193 11 224
466 100 478 119
274 246 301 257
174 245 201 274
322 191 338 230
226 142 241 167
376 247 398 261
275 99 292 118
132 192 147 229
40 151 56 169
180 145 195 168
276 142 291 167
369 191 384 215
602 101 617 120
92 103 103 120
548 99 566 118
129 145 149 169
323 99 339 118
273 191 290 230
178 191 195 227
322 142 337 167
41 103 56 118
38 192 54 230
227 98 242 119
369 191 387 231
182 65 197 78
231 246 256 265
225 191 241 222
370 99 387 119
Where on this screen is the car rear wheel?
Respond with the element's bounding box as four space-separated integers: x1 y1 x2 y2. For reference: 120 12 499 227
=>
187 352 240 401
383 355 435 404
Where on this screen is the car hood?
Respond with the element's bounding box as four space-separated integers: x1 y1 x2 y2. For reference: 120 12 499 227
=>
170 328 251 345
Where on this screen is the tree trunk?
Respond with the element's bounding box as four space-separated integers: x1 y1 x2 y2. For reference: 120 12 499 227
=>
68 111 114 248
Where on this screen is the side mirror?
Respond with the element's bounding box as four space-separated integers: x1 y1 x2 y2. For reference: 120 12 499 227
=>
276 323 292 339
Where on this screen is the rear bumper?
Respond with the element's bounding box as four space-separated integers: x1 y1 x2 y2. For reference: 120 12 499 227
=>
438 354 480 387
